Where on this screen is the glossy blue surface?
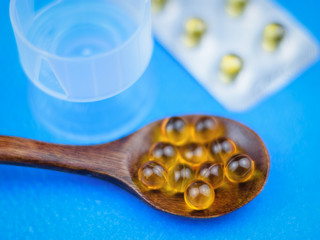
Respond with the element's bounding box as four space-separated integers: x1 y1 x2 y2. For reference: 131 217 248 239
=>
0 0 319 239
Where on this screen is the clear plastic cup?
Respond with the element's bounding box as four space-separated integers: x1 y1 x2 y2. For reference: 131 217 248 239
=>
10 0 153 102
28 63 157 144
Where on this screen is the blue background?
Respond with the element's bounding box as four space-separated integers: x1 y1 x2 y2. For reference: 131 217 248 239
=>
1 0 319 239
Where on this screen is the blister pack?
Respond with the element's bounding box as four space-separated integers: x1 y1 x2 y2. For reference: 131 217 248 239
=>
152 0 319 111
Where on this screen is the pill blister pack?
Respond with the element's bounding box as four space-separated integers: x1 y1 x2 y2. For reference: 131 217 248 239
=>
152 0 319 111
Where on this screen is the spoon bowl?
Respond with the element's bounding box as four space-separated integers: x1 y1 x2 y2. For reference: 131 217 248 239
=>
0 115 269 218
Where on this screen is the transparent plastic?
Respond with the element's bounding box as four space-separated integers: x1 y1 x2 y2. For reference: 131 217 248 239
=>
10 0 153 102
152 0 319 111
28 63 157 144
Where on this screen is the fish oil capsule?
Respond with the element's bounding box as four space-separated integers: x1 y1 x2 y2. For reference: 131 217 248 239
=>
225 154 255 183
162 117 190 145
168 163 195 193
226 0 249 17
262 23 286 52
139 161 167 190
209 137 236 162
219 54 243 83
184 180 215 210
183 17 207 47
193 116 220 142
149 142 178 166
198 163 224 189
151 0 168 13
180 143 207 165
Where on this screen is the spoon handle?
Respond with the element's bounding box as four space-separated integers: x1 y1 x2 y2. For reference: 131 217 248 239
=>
0 136 130 182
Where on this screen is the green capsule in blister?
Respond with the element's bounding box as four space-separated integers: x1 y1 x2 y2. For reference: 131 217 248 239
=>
219 54 243 83
226 0 249 17
183 17 207 47
262 23 286 52
151 0 168 13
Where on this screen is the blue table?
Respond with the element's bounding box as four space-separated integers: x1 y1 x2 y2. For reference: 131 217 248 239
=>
1 0 319 239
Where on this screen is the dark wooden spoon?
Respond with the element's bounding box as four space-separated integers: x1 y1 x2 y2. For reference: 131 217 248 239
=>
0 115 269 218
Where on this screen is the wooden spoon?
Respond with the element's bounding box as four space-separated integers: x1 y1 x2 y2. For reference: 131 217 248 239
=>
0 115 269 218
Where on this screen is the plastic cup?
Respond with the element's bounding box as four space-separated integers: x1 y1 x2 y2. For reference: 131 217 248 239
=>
10 0 153 102
28 63 157 144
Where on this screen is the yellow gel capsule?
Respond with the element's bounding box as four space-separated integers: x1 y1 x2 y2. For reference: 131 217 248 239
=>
151 0 168 13
162 117 190 145
180 143 207 165
184 180 215 210
193 116 220 142
168 164 195 193
183 17 207 47
219 54 243 83
262 23 286 52
139 161 167 190
149 142 178 166
225 154 255 183
209 137 236 162
198 162 224 189
226 0 249 17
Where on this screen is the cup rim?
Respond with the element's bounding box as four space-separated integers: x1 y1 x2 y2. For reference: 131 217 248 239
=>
9 0 151 62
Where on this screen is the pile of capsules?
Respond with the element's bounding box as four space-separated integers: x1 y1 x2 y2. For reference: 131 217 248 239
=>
138 116 255 211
